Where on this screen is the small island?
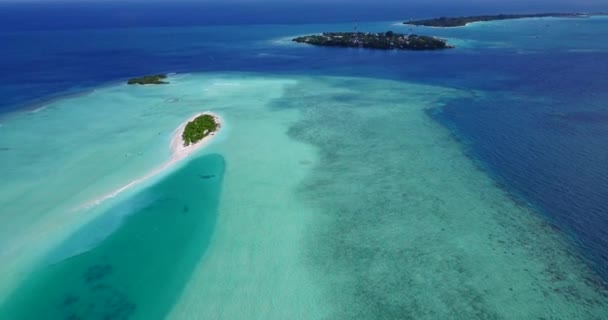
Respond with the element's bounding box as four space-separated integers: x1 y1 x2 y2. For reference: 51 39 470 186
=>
182 114 220 147
293 31 453 50
404 13 587 27
85 112 222 208
127 74 169 85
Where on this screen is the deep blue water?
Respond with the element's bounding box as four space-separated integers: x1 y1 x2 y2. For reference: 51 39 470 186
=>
1 0 608 282
1 1 603 31
431 51 608 275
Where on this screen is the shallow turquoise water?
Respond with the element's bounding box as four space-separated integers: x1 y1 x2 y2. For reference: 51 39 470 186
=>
1 74 607 319
1 6 608 319
282 77 608 318
1 154 224 319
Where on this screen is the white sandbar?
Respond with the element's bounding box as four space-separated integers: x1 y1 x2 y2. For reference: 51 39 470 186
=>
81 112 222 209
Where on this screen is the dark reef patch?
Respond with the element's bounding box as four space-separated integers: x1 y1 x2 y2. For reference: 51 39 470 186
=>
1 154 225 319
83 264 113 284
281 77 608 319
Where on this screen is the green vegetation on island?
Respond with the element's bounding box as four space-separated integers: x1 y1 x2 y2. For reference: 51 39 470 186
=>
293 31 452 50
404 13 588 27
127 74 169 85
182 114 219 146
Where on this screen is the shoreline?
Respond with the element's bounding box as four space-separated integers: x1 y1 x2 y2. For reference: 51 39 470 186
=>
79 112 222 209
404 14 597 29
170 112 222 161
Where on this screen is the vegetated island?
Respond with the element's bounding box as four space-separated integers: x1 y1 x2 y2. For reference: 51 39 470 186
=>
404 13 588 27
182 113 220 147
80 112 222 209
293 31 453 50
127 74 169 85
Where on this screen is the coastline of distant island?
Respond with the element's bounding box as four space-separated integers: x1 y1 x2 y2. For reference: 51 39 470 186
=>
127 74 169 85
293 31 452 50
404 13 592 27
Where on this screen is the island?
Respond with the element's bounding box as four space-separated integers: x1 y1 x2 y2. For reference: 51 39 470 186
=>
293 31 453 50
182 114 220 146
404 13 588 27
82 112 222 208
127 74 169 85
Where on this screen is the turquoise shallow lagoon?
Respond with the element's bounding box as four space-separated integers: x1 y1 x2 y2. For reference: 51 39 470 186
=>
2 154 224 319
1 74 607 319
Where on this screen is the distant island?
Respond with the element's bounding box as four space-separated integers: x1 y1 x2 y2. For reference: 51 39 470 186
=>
127 74 168 85
182 114 220 147
405 13 588 27
293 31 453 50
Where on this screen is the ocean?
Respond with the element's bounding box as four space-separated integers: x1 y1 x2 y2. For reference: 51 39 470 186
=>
0 1 607 319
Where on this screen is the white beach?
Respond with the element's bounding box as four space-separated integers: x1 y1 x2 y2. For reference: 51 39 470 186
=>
81 112 222 209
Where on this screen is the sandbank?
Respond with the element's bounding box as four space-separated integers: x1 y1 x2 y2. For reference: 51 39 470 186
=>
80 112 222 209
